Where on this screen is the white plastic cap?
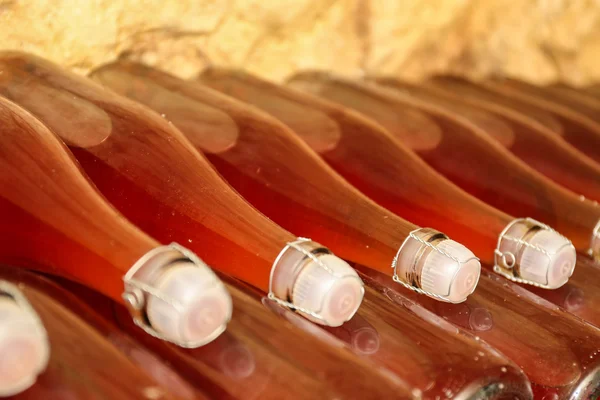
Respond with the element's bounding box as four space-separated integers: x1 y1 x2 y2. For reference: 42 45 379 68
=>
146 262 232 346
520 230 576 289
420 240 481 303
291 254 363 327
0 297 50 397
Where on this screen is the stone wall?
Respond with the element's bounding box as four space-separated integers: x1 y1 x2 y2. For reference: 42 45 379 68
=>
1 0 599 84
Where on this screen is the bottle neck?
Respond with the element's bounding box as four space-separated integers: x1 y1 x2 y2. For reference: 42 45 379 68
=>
483 80 600 164
0 54 295 290
409 79 600 204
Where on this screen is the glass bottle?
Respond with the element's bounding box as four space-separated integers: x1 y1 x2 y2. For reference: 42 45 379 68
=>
0 89 232 348
91 60 485 304
483 79 600 164
0 268 194 400
376 77 600 204
194 69 600 398
0 52 364 328
1 266 208 400
58 274 416 400
55 59 537 399
281 72 600 328
90 63 600 398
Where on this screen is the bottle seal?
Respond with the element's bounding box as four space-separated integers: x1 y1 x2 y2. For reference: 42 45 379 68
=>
392 228 481 303
122 242 232 348
494 218 575 289
269 238 364 327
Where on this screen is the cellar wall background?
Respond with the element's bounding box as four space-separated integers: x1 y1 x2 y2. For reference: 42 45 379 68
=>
1 0 599 85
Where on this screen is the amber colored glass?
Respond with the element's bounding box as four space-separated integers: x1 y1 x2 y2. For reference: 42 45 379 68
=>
187 69 600 397
90 61 418 276
83 63 600 398
2 267 206 400
376 77 600 204
0 87 411 399
361 266 600 400
0 266 190 400
0 54 524 399
0 94 157 304
286 73 600 255
199 69 513 262
89 64 544 398
483 79 600 165
264 278 532 400
0 53 535 400
0 52 297 295
510 81 600 126
278 73 600 327
61 274 418 400
31 56 540 397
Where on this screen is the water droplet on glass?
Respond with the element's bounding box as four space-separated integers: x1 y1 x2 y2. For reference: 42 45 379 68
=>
469 308 494 331
564 288 584 312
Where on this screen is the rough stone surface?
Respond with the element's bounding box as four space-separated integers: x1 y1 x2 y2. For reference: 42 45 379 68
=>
1 0 599 84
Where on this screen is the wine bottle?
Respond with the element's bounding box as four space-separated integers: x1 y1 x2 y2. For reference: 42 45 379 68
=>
60 273 418 400
0 90 232 348
89 63 600 398
86 62 548 399
0 268 193 400
191 69 600 398
202 69 584 289
547 84 600 119
361 266 600 400
482 79 600 164
502 80 600 126
263 276 533 399
280 72 600 327
376 77 600 205
286 73 600 258
91 60 483 305
0 52 365 328
2 267 207 400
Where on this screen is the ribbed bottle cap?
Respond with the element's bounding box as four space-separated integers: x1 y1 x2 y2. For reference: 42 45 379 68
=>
420 240 481 303
146 262 232 346
0 297 49 397
519 229 576 289
291 254 363 327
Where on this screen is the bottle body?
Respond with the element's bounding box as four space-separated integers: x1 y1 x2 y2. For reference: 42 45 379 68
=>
0 267 189 400
266 278 532 400
484 79 600 165
280 74 600 326
64 273 416 400
379 78 600 204
184 71 600 396
0 94 153 302
286 73 600 254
